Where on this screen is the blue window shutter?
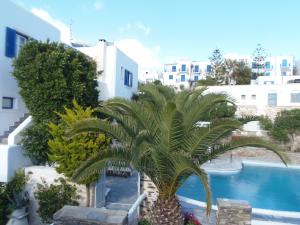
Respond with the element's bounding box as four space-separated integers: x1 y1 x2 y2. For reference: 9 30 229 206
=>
130 72 133 87
5 27 16 58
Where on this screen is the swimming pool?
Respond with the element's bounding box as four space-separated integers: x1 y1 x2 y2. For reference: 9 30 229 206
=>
177 163 300 212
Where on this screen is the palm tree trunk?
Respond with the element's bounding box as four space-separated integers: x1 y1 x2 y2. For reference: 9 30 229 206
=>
150 196 184 225
86 183 90 207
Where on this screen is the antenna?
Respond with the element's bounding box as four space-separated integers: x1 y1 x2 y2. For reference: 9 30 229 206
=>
69 18 73 43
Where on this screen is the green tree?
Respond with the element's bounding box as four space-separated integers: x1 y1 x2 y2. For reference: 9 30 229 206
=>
68 85 286 225
209 48 225 84
259 110 300 144
252 43 267 79
223 59 251 85
48 100 109 206
13 41 99 164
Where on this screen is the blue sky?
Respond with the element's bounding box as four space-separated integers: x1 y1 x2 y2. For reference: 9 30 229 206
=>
12 0 300 66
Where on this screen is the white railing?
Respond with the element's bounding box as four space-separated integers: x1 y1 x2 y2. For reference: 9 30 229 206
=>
128 192 147 225
8 116 32 146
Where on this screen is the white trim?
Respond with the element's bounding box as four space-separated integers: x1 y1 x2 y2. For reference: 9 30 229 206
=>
8 116 32 146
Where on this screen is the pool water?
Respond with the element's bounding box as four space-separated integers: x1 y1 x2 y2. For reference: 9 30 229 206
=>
177 164 300 212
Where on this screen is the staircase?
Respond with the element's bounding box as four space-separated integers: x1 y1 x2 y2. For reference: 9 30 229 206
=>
0 113 30 145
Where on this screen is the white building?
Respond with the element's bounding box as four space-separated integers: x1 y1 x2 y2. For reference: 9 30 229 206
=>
139 69 162 84
207 84 300 118
75 40 138 101
163 60 211 87
0 1 60 182
163 55 298 87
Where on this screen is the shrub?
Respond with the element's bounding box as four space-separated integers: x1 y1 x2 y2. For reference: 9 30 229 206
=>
21 122 51 165
259 116 273 131
35 178 79 223
13 41 99 164
0 171 28 225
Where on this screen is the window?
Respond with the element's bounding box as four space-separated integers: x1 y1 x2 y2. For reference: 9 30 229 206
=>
124 69 133 87
282 59 288 68
265 62 271 69
268 93 277 106
252 62 257 69
181 75 185 82
181 64 186 72
241 95 246 100
291 92 300 103
206 65 212 72
282 72 287 76
2 97 14 109
251 95 256 100
194 75 199 81
5 27 28 58
172 65 176 72
169 75 173 80
265 72 270 76
194 65 199 73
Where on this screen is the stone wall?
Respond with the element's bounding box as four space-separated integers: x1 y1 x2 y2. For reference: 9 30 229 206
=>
140 173 158 217
216 199 251 225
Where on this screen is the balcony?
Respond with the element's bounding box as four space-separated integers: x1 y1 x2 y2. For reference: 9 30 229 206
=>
280 64 291 71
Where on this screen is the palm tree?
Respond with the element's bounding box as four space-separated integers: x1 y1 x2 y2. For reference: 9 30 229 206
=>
68 84 287 225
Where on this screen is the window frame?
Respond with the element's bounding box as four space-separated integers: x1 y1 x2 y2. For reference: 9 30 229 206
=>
124 69 133 87
2 97 14 109
172 65 176 72
169 75 173 80
181 74 185 82
291 92 300 103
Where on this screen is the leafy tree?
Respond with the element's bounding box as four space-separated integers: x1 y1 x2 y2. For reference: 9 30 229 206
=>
252 43 267 79
231 60 251 85
259 109 300 144
209 48 225 84
35 178 79 223
13 41 99 164
13 41 98 123
48 100 109 206
68 84 286 225
293 66 298 75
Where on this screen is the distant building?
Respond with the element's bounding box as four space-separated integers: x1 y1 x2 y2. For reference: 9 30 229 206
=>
75 39 138 101
139 69 162 83
207 84 300 118
163 55 298 87
162 60 211 87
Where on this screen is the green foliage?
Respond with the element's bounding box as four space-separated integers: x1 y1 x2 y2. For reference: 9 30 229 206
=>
209 48 225 84
139 219 152 225
259 109 300 143
0 171 28 225
259 116 273 131
13 41 99 164
231 62 251 85
153 80 162 85
21 122 51 165
13 41 98 123
48 100 109 184
68 84 286 218
35 177 79 223
197 77 218 86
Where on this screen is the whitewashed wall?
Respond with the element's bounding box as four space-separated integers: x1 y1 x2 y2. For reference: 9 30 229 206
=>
0 1 60 135
77 41 138 101
207 84 300 116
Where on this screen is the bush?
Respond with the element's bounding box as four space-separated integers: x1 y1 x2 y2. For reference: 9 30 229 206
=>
13 41 98 123
0 171 28 225
35 178 79 223
21 122 51 165
259 109 300 143
13 41 99 164
48 100 110 184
